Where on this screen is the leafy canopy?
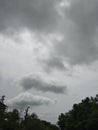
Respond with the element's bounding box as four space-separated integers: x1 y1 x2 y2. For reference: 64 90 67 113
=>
58 95 98 130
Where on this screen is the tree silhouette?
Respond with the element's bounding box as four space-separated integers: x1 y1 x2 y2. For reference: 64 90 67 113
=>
0 96 59 130
58 95 98 130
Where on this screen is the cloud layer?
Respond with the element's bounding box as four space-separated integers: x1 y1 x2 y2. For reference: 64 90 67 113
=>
0 0 60 33
1 0 98 123
7 92 55 109
20 76 66 94
54 0 98 65
1 0 98 67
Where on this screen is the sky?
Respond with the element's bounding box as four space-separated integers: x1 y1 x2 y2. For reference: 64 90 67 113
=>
0 0 98 124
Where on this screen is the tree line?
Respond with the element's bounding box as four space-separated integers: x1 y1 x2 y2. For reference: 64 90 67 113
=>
0 94 98 130
0 96 59 130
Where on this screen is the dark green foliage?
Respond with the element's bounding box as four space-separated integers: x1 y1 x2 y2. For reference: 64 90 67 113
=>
23 115 59 130
0 110 59 130
0 109 21 130
58 95 98 130
0 101 59 130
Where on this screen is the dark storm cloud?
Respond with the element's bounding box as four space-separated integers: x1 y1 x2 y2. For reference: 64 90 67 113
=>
0 0 60 33
7 92 55 109
20 76 66 94
1 0 98 71
55 0 98 65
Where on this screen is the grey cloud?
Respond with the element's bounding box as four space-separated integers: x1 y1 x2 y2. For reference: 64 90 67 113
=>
0 0 60 33
1 0 98 66
7 92 55 109
20 76 66 94
55 0 98 65
41 56 65 72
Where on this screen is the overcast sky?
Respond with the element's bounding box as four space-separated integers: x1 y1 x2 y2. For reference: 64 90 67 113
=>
0 0 98 124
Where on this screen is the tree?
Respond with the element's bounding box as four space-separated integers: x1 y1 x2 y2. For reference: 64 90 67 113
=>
58 95 98 130
0 96 7 130
0 95 59 130
3 109 20 130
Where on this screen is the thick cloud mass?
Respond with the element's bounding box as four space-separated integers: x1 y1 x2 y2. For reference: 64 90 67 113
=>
0 0 59 33
20 76 66 94
54 0 98 65
7 92 55 109
1 0 98 66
